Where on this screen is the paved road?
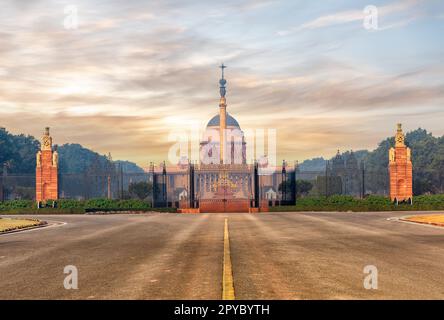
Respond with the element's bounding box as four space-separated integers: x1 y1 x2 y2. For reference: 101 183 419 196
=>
1 211 444 299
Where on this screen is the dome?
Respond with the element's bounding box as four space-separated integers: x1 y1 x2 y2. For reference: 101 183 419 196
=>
206 113 240 128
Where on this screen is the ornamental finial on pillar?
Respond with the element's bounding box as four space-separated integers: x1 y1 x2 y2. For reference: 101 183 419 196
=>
219 63 227 101
395 123 405 147
41 126 53 151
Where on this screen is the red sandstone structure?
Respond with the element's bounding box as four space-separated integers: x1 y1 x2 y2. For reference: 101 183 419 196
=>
389 124 413 204
36 127 58 203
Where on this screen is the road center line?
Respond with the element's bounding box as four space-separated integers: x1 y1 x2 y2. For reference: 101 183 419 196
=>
222 218 235 300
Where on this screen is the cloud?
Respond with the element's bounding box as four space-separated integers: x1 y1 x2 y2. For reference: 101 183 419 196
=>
1 111 170 164
278 0 422 35
0 0 443 165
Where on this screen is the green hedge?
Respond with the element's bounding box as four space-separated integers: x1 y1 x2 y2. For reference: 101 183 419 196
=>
58 199 152 210
0 200 36 211
270 195 444 212
2 195 444 213
0 198 176 213
0 208 86 214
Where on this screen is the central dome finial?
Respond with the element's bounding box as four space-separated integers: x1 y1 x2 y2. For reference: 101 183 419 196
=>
219 63 227 98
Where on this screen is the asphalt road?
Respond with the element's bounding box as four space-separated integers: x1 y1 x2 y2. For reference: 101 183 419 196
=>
1 211 444 299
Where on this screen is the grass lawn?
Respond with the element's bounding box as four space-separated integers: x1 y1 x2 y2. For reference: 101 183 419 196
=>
403 214 444 227
0 218 43 232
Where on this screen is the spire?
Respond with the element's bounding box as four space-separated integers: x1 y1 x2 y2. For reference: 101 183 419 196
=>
395 123 405 147
218 64 228 164
220 63 227 79
41 126 52 151
219 63 227 100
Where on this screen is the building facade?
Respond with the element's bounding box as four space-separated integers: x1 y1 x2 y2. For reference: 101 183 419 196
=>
151 66 296 212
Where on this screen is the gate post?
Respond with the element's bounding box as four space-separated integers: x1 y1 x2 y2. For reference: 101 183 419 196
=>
254 161 260 208
189 162 195 209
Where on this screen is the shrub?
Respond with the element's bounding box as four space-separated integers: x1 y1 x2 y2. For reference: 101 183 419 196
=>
270 195 444 212
55 198 153 211
0 198 157 213
0 200 35 211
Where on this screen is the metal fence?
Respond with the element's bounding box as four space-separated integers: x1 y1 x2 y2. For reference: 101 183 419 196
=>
305 169 389 197
0 167 441 202
0 172 150 201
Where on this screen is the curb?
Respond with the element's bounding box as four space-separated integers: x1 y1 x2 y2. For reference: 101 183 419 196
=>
388 214 444 229
0 221 48 235
399 217 444 228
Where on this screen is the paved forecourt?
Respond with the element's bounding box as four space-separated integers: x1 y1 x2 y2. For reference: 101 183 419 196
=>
1 211 444 299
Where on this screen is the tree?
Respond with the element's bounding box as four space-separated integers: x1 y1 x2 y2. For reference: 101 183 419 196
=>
316 176 342 196
278 179 313 198
128 181 152 200
0 128 39 174
296 180 313 196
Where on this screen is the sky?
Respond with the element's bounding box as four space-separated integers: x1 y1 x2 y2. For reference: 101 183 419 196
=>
0 0 443 167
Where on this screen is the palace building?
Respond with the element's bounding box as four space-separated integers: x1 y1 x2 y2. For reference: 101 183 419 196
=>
150 65 297 213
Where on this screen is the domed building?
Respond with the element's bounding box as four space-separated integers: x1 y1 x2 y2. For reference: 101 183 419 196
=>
200 64 246 165
151 65 276 213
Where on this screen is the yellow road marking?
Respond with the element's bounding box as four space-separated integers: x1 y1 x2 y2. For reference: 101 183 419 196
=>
222 218 235 300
